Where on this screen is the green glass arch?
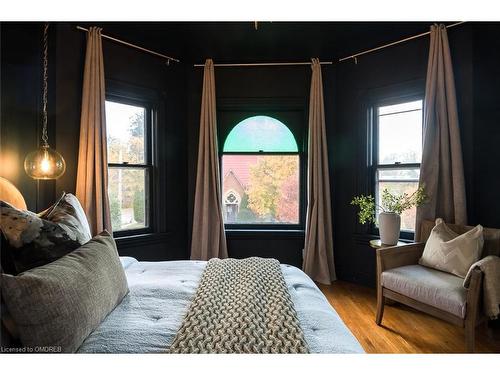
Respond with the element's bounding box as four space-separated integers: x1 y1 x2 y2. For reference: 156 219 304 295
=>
223 115 298 152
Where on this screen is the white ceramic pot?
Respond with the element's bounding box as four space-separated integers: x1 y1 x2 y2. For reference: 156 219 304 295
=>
378 212 401 245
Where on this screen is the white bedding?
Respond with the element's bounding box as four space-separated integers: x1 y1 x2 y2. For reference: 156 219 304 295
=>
77 258 364 353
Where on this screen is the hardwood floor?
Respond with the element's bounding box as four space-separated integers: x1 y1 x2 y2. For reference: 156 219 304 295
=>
319 281 500 353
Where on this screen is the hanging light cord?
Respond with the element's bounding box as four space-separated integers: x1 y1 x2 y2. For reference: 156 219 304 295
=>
41 23 49 147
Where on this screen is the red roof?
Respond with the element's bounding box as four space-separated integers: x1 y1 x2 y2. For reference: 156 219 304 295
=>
222 155 259 187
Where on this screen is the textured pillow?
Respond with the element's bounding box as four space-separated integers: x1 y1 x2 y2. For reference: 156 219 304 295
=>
0 193 91 274
40 192 92 244
419 218 484 278
1 235 16 275
1 297 20 347
0 231 128 353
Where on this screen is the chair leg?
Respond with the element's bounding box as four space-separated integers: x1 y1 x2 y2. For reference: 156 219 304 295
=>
376 287 385 326
465 319 476 353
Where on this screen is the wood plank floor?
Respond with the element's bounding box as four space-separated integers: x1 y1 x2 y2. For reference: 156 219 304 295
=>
319 281 500 353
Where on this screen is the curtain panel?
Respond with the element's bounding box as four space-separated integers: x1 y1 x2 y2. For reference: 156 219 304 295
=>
190 59 228 260
75 27 112 235
303 58 336 284
416 24 467 240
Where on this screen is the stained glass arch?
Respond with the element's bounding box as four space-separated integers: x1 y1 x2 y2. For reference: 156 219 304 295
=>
223 116 298 152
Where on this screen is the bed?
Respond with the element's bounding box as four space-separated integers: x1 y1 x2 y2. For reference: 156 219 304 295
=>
77 257 364 353
0 178 363 354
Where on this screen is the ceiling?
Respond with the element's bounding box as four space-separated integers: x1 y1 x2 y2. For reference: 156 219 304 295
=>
76 21 447 64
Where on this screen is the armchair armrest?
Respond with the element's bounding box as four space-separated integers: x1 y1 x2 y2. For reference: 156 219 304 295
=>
375 242 425 324
465 268 483 324
376 242 425 274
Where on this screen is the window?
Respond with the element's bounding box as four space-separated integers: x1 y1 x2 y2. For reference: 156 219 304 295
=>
106 99 152 233
221 115 300 226
373 99 423 232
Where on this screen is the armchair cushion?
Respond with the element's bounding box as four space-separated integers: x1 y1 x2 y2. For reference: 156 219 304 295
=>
381 264 467 318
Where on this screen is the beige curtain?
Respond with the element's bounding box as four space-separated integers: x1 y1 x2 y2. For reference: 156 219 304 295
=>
75 27 111 235
416 24 467 240
303 58 336 284
190 59 228 260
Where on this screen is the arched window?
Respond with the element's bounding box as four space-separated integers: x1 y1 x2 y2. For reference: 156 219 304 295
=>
223 116 298 152
221 115 301 226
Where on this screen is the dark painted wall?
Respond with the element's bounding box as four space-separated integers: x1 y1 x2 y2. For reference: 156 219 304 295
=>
0 23 54 211
471 23 500 229
1 22 499 282
55 24 188 261
332 29 427 286
331 24 500 286
1 22 188 261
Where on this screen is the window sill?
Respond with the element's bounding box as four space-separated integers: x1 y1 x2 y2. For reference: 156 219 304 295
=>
114 232 171 248
225 229 305 239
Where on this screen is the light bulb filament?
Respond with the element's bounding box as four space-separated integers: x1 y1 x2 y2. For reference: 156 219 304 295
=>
40 156 51 173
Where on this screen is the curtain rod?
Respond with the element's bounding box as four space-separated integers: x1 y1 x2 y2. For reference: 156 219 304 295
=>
76 26 180 64
338 21 466 62
193 61 333 67
193 21 465 68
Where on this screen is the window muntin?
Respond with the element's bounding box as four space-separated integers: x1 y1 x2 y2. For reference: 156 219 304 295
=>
106 99 151 233
221 116 300 226
374 99 423 232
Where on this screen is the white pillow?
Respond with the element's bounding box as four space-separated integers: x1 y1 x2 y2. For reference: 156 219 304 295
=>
419 218 484 278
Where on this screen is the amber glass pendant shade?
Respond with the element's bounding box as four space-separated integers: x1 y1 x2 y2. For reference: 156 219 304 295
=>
24 144 66 180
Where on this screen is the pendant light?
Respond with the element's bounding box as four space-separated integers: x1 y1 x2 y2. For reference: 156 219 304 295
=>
24 23 66 180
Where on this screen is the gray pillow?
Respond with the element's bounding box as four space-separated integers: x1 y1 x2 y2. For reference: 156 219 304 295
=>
0 231 128 353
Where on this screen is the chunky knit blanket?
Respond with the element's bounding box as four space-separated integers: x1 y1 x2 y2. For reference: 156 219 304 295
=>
168 257 309 354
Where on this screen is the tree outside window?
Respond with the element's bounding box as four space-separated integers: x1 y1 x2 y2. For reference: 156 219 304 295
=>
221 116 300 225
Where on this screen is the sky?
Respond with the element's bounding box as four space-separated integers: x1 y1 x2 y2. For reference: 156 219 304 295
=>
105 101 144 142
378 100 423 164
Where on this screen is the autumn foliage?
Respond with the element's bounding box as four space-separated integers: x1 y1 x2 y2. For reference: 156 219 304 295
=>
246 155 299 223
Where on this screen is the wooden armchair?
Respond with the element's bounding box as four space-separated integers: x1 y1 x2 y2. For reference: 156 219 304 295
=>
376 220 500 352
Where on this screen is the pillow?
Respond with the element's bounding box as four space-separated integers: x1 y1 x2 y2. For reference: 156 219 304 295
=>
1 260 19 344
1 235 16 275
1 297 20 348
0 231 128 353
0 193 91 274
419 218 484 278
39 192 92 244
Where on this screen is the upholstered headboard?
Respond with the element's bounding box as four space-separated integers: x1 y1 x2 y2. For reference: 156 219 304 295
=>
0 177 27 210
420 219 500 257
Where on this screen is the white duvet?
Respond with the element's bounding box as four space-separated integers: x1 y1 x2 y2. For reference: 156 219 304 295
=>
77 258 364 353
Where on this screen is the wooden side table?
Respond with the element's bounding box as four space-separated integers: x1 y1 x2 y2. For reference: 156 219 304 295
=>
369 239 407 249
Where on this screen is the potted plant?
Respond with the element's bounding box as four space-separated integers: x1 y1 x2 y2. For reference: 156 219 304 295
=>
350 186 427 245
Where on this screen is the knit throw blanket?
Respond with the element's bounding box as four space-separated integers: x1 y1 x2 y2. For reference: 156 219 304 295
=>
169 257 309 353
464 255 500 319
